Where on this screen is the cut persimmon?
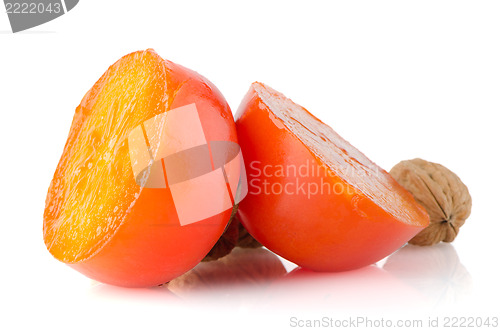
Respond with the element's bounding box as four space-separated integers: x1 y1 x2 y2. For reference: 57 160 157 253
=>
44 49 244 287
235 82 429 271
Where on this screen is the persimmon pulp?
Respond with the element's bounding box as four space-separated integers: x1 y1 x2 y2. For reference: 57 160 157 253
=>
44 51 166 263
235 82 429 272
44 50 240 287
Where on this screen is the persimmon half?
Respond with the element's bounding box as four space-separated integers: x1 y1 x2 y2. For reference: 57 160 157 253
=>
43 49 244 287
235 82 429 272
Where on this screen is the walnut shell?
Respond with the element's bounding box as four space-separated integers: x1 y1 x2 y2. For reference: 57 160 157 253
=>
390 158 471 246
202 205 261 262
236 221 262 249
202 205 240 262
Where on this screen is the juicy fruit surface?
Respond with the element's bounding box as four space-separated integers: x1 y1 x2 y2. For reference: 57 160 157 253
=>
236 82 429 271
253 83 425 226
44 49 238 286
44 50 168 262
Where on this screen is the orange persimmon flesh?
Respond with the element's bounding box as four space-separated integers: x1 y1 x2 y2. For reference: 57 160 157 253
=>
44 50 238 287
235 82 429 271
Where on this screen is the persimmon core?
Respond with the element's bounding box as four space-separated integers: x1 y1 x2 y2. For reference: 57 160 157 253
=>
44 51 168 263
252 82 424 226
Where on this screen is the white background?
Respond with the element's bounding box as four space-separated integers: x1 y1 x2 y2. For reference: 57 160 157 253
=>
1 1 499 330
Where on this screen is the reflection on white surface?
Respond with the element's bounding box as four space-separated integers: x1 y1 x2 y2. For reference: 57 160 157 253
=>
88 244 472 314
167 247 287 295
263 264 421 313
383 243 473 307
165 247 287 307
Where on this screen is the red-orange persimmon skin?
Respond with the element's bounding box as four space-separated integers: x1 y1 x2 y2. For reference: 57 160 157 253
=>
44 50 238 287
235 82 429 272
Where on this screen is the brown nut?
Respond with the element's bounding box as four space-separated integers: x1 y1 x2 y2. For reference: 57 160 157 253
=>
202 205 261 262
202 205 240 262
390 158 471 246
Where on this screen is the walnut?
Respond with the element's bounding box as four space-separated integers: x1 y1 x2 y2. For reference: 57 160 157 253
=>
202 205 261 262
236 221 262 249
390 158 472 246
202 205 240 262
